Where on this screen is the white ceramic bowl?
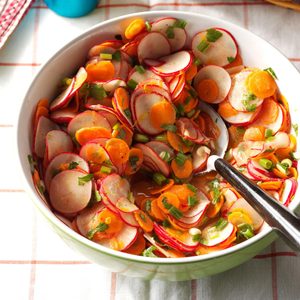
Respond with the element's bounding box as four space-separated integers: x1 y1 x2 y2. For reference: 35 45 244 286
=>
17 11 300 281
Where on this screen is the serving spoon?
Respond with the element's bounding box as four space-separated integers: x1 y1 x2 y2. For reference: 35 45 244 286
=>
198 102 300 251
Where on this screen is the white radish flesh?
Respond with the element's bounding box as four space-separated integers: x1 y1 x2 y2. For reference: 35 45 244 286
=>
192 145 211 173
128 69 162 85
50 78 75 111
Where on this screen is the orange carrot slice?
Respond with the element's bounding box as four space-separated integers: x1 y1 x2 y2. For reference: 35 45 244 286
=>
228 125 245 148
166 131 190 153
275 134 296 160
253 98 279 126
279 104 291 133
243 126 265 142
125 18 146 40
33 105 49 129
150 198 166 221
171 157 193 179
167 184 194 210
224 53 243 69
114 87 130 111
86 61 115 82
105 138 130 165
112 124 133 146
149 100 176 130
206 194 224 218
185 64 198 81
218 100 238 119
196 78 219 103
75 127 112 145
257 181 282 190
150 179 175 195
157 192 180 214
247 70 277 99
124 147 144 175
134 210 153 232
124 233 146 255
273 168 289 179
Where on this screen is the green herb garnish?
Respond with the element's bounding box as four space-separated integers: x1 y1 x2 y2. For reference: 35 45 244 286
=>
161 124 177 132
162 219 171 228
206 28 223 42
129 155 139 169
227 56 235 63
173 19 187 29
124 108 132 119
186 183 197 193
292 124 298 136
145 21 151 32
215 218 228 231
237 223 254 240
153 173 167 186
169 206 183 219
100 53 113 60
197 39 209 53
89 84 107 101
68 161 79 170
87 222 108 239
175 152 188 166
264 67 278 79
259 158 273 170
112 50 121 61
78 174 94 186
133 133 149 143
193 57 201 66
166 26 175 39
145 199 152 211
135 65 146 74
265 128 273 138
188 195 198 207
192 234 201 242
94 190 102 202
142 245 157 257
100 166 112 174
209 179 221 205
127 79 138 90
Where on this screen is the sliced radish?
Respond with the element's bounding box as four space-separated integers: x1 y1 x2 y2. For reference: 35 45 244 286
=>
221 188 239 214
250 99 283 134
153 223 199 252
45 130 73 163
192 28 238 67
280 178 298 206
33 116 60 158
134 143 170 177
226 65 244 75
151 17 187 52
228 70 264 111
251 159 276 177
169 73 186 99
137 32 171 63
247 160 274 181
229 198 264 231
79 142 112 164
101 78 126 94
150 51 192 77
76 201 105 236
50 109 77 124
219 100 261 126
118 211 139 227
193 65 231 104
146 141 175 160
192 145 211 173
101 194 120 214
133 92 169 135
143 59 164 67
100 174 130 207
67 110 111 136
45 152 89 191
232 141 265 166
118 59 131 81
116 197 138 213
128 69 162 85
265 131 290 150
98 223 138 251
200 222 235 247
50 67 87 111
49 170 92 214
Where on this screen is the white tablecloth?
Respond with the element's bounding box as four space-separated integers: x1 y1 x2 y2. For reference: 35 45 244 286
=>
0 1 299 299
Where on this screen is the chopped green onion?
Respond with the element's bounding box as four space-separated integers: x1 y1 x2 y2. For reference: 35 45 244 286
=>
197 39 209 53
154 134 167 142
87 222 108 239
176 103 185 117
173 19 187 29
100 166 112 174
181 137 194 147
89 84 107 101
159 151 171 162
61 77 72 86
169 206 183 219
161 124 177 132
281 158 292 168
215 218 228 231
237 223 254 240
133 133 149 143
186 183 197 193
127 79 138 90
78 174 93 186
292 124 298 136
129 156 139 169
209 179 221 205
145 199 152 211
166 26 175 39
142 245 157 257
94 190 102 202
244 93 257 101
192 234 201 242
263 67 278 79
186 109 196 118
128 192 134 203
153 173 167 186
276 163 288 174
242 100 257 112
112 50 121 61
227 56 235 63
117 128 126 140
100 53 113 60
124 108 131 119
175 152 188 166
135 65 146 74
236 126 246 134
265 128 273 138
162 197 172 210
68 161 79 170
206 28 223 42
193 57 201 66
112 122 121 131
184 95 192 105
162 219 171 228
145 21 151 32
259 158 273 170
291 152 300 160
27 154 37 173
188 195 198 207
188 88 198 98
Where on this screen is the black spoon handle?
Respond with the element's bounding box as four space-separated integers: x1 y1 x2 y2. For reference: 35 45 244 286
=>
213 157 300 251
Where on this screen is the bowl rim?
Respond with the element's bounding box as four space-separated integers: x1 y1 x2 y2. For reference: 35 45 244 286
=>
17 10 299 265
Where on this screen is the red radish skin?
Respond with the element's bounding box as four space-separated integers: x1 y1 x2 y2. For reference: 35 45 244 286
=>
119 211 140 227
128 69 162 84
146 141 175 160
49 170 92 214
280 178 298 206
50 109 77 124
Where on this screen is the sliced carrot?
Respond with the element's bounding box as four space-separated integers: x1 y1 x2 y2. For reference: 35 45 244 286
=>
150 179 175 195
228 125 245 148
33 169 41 186
173 87 198 113
125 18 146 40
279 104 291 133
105 138 130 165
114 87 130 110
124 147 144 176
279 94 289 111
218 100 238 119
122 40 139 57
157 192 180 214
37 98 49 108
167 216 189 231
33 105 49 129
84 146 108 165
124 233 146 255
273 168 289 179
224 53 243 69
185 64 198 81
166 131 190 153
112 124 133 146
75 127 112 145
150 199 166 221
247 70 277 99
275 134 296 160
171 157 193 179
243 126 265 142
254 98 279 126
228 210 253 227
206 193 224 218
196 78 219 103
167 184 194 211
149 100 176 130
289 167 298 180
86 61 115 82
257 181 282 190
134 210 154 232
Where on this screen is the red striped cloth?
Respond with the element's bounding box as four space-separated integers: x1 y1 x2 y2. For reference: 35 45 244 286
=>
0 1 300 300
